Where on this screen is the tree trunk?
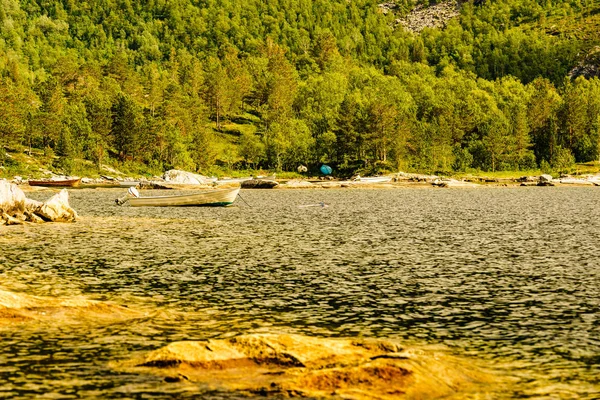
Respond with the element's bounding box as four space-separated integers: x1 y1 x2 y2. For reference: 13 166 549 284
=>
216 96 221 131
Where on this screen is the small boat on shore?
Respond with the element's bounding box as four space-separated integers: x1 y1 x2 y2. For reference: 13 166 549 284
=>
117 187 240 207
353 175 392 184
28 178 81 187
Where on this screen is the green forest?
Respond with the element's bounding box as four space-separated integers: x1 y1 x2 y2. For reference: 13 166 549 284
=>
1 0 599 178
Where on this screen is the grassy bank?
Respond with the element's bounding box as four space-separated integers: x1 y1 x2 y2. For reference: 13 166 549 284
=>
0 146 306 180
2 146 599 181
453 162 600 181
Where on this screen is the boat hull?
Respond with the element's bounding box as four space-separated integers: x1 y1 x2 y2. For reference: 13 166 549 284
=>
28 178 81 187
354 177 392 184
128 188 240 207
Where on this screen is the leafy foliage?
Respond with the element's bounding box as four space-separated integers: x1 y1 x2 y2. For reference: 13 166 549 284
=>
0 0 598 175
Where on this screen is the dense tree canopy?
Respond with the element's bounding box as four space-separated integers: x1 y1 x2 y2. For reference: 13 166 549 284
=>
0 0 598 176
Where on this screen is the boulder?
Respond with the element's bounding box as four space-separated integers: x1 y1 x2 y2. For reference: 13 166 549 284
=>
517 176 536 182
537 174 555 186
0 181 77 224
1 180 27 221
116 333 504 399
34 189 78 222
163 169 214 185
241 179 279 189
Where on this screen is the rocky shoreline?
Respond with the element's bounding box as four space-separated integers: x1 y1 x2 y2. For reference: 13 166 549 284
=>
4 169 600 197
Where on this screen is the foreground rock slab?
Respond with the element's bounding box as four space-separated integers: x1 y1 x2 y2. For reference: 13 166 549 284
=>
0 180 77 224
116 333 503 399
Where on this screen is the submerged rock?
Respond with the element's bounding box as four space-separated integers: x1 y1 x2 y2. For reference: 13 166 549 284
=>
0 180 77 224
117 333 503 399
0 288 143 325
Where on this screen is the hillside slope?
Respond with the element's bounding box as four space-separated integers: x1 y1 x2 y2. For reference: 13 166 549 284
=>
0 0 598 178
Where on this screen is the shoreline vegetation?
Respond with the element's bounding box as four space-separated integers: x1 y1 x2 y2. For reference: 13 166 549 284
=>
3 151 600 191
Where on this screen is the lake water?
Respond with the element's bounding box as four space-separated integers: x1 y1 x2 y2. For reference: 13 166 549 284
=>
0 187 599 398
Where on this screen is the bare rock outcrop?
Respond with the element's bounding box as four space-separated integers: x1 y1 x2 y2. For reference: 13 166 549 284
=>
1 180 77 224
378 2 399 15
117 333 503 399
397 1 460 33
569 46 600 79
162 169 215 185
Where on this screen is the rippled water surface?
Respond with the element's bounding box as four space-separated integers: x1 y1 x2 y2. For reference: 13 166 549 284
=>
1 187 599 398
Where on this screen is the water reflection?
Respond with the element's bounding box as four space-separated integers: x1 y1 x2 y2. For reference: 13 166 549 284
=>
1 187 599 398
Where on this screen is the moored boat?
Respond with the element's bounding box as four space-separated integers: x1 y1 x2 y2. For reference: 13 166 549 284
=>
122 187 240 207
353 175 392 184
28 178 81 187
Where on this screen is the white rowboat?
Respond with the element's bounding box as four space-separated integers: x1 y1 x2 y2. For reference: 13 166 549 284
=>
353 176 392 183
127 187 240 207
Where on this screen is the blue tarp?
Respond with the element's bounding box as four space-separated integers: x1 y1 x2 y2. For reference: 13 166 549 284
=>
320 164 332 175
